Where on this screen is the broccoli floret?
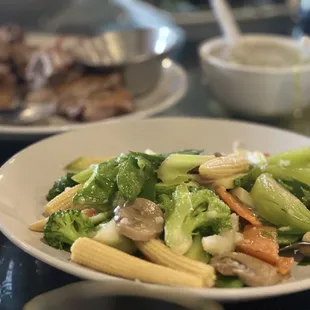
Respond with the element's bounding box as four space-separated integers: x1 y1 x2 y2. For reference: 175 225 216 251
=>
43 210 135 253
46 173 78 201
155 181 200 199
44 210 95 249
184 234 210 263
164 184 231 254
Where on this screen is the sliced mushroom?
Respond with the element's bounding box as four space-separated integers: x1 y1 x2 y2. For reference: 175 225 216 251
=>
300 232 310 256
114 198 164 242
211 252 285 287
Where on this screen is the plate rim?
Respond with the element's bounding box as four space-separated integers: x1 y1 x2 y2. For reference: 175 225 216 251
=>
0 117 310 301
0 55 187 137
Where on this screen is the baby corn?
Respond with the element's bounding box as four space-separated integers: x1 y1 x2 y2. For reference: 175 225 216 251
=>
44 184 83 216
199 152 249 179
136 239 215 288
29 217 48 232
71 238 204 288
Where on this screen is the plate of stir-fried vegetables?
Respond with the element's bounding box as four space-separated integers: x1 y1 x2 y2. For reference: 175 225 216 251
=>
0 117 309 301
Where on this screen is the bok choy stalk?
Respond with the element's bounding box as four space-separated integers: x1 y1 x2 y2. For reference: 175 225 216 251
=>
267 147 310 167
251 174 310 232
157 154 214 184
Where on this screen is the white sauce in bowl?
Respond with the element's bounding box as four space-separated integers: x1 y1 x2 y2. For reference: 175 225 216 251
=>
212 41 310 68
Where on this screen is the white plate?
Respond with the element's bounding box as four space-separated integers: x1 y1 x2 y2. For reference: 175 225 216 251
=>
0 34 187 140
0 117 309 302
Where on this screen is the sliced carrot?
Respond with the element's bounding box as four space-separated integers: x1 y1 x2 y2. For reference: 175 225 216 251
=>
215 186 262 226
237 226 278 265
237 225 294 275
82 208 98 217
277 257 294 276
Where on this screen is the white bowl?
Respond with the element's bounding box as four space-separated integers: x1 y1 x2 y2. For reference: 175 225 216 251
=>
0 117 310 302
198 34 310 117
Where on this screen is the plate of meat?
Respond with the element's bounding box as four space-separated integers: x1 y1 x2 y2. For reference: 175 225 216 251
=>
0 25 187 139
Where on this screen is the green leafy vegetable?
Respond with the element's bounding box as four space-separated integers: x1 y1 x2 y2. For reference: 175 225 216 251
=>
139 171 157 201
46 173 78 201
277 234 301 246
73 159 119 205
117 156 145 200
129 152 165 169
277 227 305 235
233 172 256 191
277 179 310 208
251 174 310 232
164 184 231 254
298 257 310 266
215 274 244 288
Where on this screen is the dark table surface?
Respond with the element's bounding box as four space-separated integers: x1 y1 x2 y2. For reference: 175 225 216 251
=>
1 11 310 310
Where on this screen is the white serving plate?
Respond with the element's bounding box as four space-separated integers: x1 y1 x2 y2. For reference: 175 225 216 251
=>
0 117 309 302
0 34 187 140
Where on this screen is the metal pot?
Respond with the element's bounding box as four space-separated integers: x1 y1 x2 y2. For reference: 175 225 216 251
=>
62 27 183 96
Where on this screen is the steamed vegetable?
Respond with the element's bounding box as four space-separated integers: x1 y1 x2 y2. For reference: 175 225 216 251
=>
73 159 119 205
267 147 310 167
163 184 231 254
44 210 135 253
212 174 247 189
211 252 284 287
215 275 244 288
157 154 214 184
93 219 136 254
44 210 96 249
199 152 249 179
46 173 78 201
236 225 294 275
257 166 310 187
184 234 210 263
233 172 255 192
72 166 96 184
230 187 254 208
215 186 261 226
65 157 110 173
236 165 310 193
130 149 204 172
73 154 157 205
277 234 301 246
233 147 310 192
277 179 310 208
202 214 242 256
251 174 310 232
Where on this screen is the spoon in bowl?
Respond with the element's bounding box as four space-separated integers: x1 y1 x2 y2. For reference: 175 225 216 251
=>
210 0 242 45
